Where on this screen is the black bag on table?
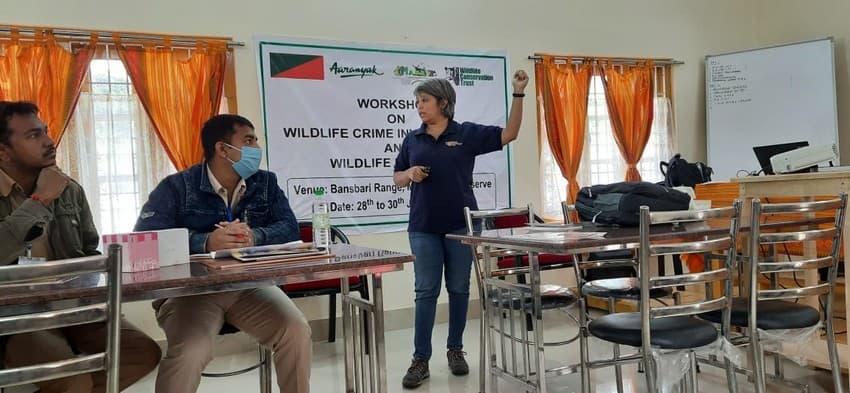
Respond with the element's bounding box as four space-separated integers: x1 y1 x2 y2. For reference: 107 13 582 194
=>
574 181 691 226
659 154 713 187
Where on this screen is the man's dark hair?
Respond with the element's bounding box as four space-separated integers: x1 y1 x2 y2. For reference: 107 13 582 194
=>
0 101 39 146
200 114 255 161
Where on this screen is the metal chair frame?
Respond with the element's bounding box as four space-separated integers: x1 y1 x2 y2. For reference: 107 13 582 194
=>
200 343 273 392
583 203 742 393
491 209 575 277
715 195 847 393
562 201 684 393
0 245 123 392
289 222 369 343
563 201 686 286
464 205 580 393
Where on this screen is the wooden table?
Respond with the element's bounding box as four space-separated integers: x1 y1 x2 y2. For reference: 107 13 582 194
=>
0 243 414 393
732 171 850 374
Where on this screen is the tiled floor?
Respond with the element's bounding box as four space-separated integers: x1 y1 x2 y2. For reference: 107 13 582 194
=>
2 313 836 392
114 313 847 393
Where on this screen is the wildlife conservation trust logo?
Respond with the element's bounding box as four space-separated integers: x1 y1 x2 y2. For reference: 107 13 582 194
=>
445 66 494 87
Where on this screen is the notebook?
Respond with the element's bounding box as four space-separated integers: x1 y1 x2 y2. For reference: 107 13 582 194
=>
190 240 313 260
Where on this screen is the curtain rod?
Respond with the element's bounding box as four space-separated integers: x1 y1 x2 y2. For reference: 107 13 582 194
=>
528 55 683 65
0 26 245 48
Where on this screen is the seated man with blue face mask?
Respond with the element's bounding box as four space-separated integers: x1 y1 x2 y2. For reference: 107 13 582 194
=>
135 114 311 393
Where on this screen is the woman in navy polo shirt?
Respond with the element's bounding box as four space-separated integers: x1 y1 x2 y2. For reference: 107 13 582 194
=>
393 70 529 388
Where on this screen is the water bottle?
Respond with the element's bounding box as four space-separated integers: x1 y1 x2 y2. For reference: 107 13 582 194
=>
312 188 331 251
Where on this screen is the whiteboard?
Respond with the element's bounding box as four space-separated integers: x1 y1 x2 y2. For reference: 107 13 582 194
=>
706 38 838 179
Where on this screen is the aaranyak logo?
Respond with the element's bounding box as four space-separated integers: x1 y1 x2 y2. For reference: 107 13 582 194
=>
328 62 384 78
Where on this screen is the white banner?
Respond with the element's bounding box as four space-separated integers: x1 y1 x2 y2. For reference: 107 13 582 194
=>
256 36 512 234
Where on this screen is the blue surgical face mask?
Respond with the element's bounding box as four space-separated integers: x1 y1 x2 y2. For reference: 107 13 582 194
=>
224 143 262 179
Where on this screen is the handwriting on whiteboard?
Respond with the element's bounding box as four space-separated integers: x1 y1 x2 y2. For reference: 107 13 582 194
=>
708 62 752 107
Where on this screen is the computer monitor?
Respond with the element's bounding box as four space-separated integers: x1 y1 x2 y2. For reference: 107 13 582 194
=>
752 141 809 175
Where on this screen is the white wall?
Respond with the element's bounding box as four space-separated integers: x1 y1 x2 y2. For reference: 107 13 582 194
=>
753 0 850 163
5 0 759 340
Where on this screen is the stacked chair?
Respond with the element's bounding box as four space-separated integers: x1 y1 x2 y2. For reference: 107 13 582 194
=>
464 205 579 393
699 194 847 393
584 202 742 393
562 202 680 393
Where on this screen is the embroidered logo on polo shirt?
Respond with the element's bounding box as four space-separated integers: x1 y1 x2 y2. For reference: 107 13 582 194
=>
445 141 463 147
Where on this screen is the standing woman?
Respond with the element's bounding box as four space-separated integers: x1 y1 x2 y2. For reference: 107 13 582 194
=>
393 70 529 389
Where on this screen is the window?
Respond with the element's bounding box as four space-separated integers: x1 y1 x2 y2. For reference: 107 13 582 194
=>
5 27 236 236
57 57 175 234
539 65 675 219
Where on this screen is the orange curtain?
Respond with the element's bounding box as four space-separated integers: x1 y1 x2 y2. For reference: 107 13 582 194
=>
600 61 654 181
0 31 95 143
117 41 227 170
535 57 592 204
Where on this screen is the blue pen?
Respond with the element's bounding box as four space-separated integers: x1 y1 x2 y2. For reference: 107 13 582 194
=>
225 205 233 222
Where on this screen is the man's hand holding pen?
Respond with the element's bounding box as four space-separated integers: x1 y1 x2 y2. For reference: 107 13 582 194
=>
207 218 254 251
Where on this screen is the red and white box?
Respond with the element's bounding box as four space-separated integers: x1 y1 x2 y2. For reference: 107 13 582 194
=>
101 228 189 272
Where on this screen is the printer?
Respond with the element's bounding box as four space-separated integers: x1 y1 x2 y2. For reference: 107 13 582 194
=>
769 143 838 174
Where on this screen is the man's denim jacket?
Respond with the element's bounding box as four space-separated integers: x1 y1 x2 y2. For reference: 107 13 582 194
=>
134 164 300 253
